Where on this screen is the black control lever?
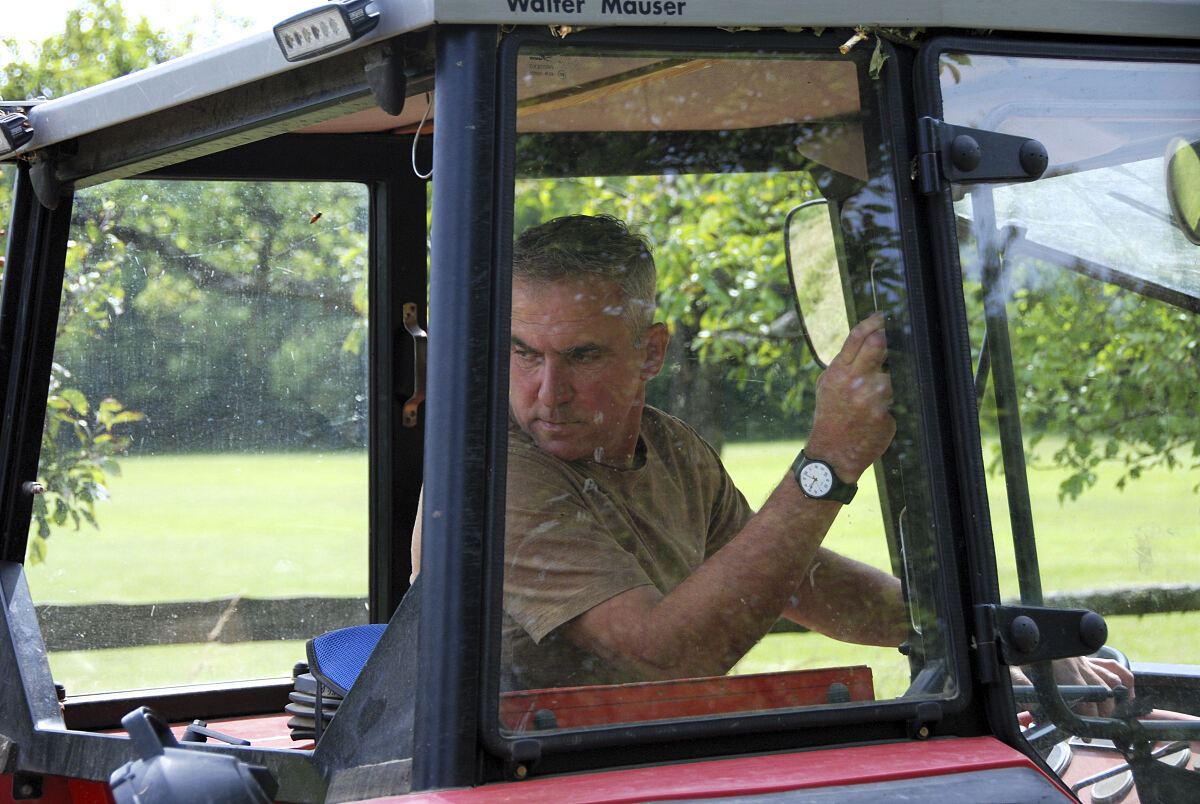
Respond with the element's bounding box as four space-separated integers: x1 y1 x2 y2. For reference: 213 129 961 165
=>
180 719 251 746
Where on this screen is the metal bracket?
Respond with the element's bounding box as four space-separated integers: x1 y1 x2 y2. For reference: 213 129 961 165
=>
29 156 69 211
364 43 407 117
402 303 427 428
914 117 1048 195
975 604 1108 667
906 700 943 740
504 739 541 781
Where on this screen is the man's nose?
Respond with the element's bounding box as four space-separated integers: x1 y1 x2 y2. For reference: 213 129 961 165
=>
537 356 573 407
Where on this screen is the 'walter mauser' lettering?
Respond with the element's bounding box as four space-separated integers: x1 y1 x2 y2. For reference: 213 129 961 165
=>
506 0 588 11
504 0 688 15
602 0 687 13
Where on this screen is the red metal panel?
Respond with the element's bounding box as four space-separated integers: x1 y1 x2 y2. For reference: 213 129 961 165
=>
500 667 874 731
0 775 112 804
383 736 1064 803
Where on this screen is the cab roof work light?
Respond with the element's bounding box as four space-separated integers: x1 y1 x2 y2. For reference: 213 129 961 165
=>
0 112 34 157
273 0 380 63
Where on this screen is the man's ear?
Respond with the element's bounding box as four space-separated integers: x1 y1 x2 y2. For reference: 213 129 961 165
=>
640 322 670 380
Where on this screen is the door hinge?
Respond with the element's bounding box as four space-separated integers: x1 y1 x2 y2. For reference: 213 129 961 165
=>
913 117 1048 195
974 603 1108 668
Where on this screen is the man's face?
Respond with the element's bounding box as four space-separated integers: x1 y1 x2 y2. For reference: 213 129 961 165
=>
509 278 665 467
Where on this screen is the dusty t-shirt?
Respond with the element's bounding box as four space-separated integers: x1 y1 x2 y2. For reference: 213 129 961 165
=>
502 406 754 690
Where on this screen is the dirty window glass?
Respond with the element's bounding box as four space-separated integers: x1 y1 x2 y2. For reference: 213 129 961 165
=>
496 41 954 734
944 51 1200 796
26 179 370 695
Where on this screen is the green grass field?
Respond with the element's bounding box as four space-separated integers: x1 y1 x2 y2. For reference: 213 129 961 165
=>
27 452 370 694
28 452 370 603
721 439 1200 596
25 442 1200 697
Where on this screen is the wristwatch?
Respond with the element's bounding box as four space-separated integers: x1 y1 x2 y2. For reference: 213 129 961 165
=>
791 450 857 504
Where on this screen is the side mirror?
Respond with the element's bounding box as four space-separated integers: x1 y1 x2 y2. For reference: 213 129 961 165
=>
1166 137 1200 246
785 199 851 369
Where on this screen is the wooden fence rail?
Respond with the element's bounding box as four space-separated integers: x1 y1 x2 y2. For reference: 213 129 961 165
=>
1037 585 1200 618
35 585 1200 652
35 596 369 652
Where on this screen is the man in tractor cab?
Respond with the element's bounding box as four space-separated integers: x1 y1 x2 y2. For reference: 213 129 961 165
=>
499 213 903 691
415 214 1134 707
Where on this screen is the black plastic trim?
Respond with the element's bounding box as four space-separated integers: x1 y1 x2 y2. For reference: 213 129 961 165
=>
410 24 499 792
912 34 1029 755
872 44 983 734
0 167 72 564
61 680 293 733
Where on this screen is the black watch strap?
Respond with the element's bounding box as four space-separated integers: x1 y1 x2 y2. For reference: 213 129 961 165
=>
791 450 857 504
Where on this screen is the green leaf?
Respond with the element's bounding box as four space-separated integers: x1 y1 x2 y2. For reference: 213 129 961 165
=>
27 536 47 566
869 38 889 80
59 388 89 415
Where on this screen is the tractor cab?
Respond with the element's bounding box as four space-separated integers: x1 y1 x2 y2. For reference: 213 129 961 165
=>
2 2 1199 802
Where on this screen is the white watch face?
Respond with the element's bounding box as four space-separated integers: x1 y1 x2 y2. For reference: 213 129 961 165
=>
799 461 834 497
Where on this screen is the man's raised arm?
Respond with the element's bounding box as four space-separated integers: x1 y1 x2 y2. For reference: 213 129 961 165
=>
561 313 901 680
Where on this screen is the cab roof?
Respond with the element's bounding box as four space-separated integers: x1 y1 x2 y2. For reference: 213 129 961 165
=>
4 0 1200 175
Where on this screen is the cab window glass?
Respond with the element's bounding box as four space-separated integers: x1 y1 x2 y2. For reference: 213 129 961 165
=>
497 41 954 733
944 52 1200 791
27 179 370 695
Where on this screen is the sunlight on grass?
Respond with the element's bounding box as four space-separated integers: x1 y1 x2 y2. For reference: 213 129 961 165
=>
49 640 306 696
27 452 369 603
27 451 368 694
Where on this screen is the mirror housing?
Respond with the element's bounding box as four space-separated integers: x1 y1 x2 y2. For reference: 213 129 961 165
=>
1166 137 1200 246
785 199 852 368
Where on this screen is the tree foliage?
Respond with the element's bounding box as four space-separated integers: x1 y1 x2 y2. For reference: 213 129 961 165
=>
58 179 371 453
1 0 192 563
515 173 820 449
974 263 1200 502
1 0 188 101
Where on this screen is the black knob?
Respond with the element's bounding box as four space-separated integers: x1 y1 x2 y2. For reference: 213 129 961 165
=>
1009 615 1041 654
826 682 851 704
1079 611 1108 652
532 709 557 730
950 134 982 172
1019 139 1049 178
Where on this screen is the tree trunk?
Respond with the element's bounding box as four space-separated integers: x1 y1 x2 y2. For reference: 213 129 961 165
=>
666 325 726 453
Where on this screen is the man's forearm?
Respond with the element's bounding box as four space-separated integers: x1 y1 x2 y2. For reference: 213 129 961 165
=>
783 547 905 646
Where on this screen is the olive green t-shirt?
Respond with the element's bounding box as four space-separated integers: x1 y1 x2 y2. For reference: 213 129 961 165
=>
502 406 753 690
